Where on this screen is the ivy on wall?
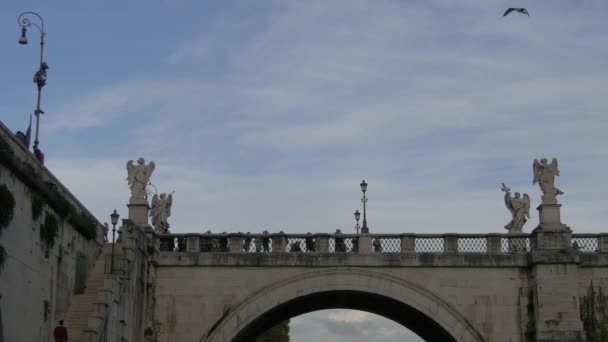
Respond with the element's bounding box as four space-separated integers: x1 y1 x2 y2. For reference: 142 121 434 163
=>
0 184 15 229
0 134 14 166
0 245 6 273
69 212 97 240
40 212 59 256
581 284 608 342
0 184 15 273
31 193 44 221
0 135 99 241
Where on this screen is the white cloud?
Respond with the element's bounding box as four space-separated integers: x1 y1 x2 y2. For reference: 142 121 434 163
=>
328 310 368 323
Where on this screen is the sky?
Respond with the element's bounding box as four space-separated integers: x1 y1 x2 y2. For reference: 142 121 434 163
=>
1 0 607 341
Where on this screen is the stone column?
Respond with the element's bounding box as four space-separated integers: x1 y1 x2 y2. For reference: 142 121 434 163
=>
530 201 585 341
271 233 287 253
486 234 502 254
400 234 415 253
358 234 372 253
315 234 329 253
186 235 200 252
229 235 244 253
599 233 608 253
443 234 459 253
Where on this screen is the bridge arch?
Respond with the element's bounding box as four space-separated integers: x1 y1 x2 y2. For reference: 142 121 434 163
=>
203 268 485 342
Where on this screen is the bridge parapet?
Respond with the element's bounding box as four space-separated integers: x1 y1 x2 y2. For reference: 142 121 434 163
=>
154 232 606 254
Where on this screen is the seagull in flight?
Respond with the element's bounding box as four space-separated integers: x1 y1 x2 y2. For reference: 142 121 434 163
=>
503 8 530 17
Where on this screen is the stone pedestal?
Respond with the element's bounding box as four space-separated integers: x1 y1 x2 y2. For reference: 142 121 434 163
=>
229 235 243 253
400 234 415 253
315 234 329 253
127 202 150 227
443 234 459 253
358 234 372 253
486 233 502 254
533 203 572 250
186 235 200 252
271 233 287 253
537 203 569 228
530 203 586 341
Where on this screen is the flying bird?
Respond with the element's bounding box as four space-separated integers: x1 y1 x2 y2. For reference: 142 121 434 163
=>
503 8 530 17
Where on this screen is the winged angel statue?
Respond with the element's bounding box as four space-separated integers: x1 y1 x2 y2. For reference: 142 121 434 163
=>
533 158 564 204
150 193 173 233
501 183 530 233
126 158 155 204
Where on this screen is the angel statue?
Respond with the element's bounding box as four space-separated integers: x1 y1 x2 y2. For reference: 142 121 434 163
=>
150 192 173 233
126 158 155 204
501 183 530 233
533 158 564 204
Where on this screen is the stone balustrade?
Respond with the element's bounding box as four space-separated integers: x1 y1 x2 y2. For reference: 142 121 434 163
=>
152 232 606 254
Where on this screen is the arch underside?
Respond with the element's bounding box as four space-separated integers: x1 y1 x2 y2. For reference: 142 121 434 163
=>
204 268 484 342
233 290 457 342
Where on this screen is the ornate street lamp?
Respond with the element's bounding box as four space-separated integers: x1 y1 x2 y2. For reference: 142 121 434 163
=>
110 210 120 273
17 12 48 149
360 180 369 233
354 210 361 235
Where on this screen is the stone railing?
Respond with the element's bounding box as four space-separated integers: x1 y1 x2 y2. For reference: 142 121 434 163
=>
154 232 581 254
571 233 606 253
155 232 607 254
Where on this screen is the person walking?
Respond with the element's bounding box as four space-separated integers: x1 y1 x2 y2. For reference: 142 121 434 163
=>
53 320 68 342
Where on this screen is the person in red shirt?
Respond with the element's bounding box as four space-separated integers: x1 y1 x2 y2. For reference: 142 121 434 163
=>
33 143 45 165
54 320 68 342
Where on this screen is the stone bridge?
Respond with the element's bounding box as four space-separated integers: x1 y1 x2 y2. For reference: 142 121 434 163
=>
144 226 608 342
3 122 607 342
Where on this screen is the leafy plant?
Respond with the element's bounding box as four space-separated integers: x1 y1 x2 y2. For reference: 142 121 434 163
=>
0 143 100 241
0 184 15 230
256 320 290 342
40 212 59 254
69 212 97 240
31 193 44 220
0 135 14 165
0 244 7 273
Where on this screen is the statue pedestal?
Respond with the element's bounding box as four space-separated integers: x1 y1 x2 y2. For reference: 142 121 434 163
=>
537 203 567 227
533 203 571 250
127 202 150 227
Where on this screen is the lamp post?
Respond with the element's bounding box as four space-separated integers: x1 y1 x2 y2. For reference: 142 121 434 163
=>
110 210 120 273
360 180 369 233
17 12 48 149
354 210 361 235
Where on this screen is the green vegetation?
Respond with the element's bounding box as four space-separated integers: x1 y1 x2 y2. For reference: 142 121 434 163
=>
581 285 608 342
69 211 97 240
0 135 99 241
40 213 59 255
0 183 15 274
525 287 536 342
0 244 6 273
0 134 14 165
0 184 15 229
256 320 290 342
31 193 44 220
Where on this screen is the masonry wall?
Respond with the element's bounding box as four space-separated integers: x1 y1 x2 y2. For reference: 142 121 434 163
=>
0 121 104 342
153 264 530 342
578 263 608 341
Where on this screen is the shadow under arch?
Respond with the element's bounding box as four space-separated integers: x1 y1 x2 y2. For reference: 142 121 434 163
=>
203 268 485 342
234 290 456 342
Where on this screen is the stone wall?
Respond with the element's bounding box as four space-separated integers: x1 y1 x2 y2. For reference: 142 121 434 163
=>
153 263 529 342
578 265 608 342
150 248 608 342
0 121 104 342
